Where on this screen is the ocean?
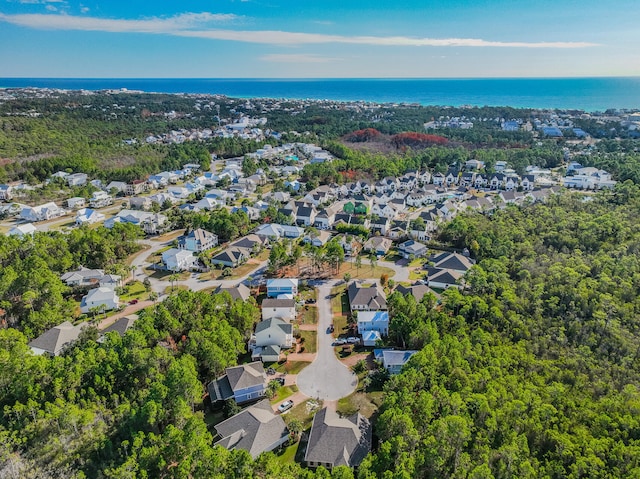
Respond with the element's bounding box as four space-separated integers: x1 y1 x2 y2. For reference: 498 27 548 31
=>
1 77 639 112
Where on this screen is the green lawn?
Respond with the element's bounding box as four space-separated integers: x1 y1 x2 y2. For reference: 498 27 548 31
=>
299 288 317 302
298 330 317 354
300 306 318 325
337 390 385 419
275 441 299 463
272 361 311 375
409 269 426 281
333 315 349 337
285 399 322 430
270 385 299 404
119 281 148 302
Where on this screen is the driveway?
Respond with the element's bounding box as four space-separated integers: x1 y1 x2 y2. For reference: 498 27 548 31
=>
296 280 358 401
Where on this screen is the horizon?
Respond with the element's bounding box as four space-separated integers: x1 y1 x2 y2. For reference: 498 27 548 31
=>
1 1 639 78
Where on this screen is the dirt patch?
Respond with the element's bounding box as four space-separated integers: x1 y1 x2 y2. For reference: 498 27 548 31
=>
340 352 371 368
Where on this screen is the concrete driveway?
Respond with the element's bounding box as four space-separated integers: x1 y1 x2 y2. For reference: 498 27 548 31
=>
296 280 358 401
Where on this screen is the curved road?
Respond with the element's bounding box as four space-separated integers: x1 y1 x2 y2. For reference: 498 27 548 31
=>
296 280 358 401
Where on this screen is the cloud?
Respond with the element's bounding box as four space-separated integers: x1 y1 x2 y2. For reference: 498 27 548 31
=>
0 11 598 48
45 4 57 11
17 0 65 3
261 53 339 63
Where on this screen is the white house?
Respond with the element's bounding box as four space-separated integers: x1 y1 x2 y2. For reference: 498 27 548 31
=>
261 298 296 321
20 202 66 222
178 228 218 253
80 287 119 314
75 208 105 226
357 311 389 346
89 191 113 209
251 318 294 362
162 248 197 271
0 184 14 201
7 223 37 237
66 197 86 209
374 349 418 375
66 173 88 187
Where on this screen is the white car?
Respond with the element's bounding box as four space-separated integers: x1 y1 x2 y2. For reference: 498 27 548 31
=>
346 337 361 344
278 400 294 413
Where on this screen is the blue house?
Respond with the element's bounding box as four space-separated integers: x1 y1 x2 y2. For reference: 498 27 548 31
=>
207 362 267 404
266 278 299 298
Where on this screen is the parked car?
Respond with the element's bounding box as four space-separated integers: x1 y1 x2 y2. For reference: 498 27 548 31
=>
278 400 294 413
346 337 360 344
333 338 347 346
266 367 276 375
276 377 285 386
128 299 139 305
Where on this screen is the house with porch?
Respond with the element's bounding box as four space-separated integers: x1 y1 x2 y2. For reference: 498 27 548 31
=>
207 362 267 404
357 311 389 346
347 281 387 312
266 278 298 298
251 318 294 362
80 287 119 314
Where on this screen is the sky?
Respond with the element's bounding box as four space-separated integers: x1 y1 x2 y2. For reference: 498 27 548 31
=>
1 0 639 78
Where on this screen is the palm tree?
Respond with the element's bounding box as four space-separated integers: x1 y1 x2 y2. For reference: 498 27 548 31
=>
169 272 179 292
355 254 362 277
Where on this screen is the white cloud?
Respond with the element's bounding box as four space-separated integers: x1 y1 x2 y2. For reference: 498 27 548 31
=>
261 53 339 63
45 4 56 11
17 0 65 4
0 11 598 48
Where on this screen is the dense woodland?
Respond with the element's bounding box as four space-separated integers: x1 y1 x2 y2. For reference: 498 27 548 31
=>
2 92 640 477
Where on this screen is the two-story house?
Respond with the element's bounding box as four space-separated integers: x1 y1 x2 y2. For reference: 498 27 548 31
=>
357 311 389 346
207 362 267 404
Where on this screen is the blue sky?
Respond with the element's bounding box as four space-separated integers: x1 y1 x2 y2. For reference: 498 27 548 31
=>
1 0 638 78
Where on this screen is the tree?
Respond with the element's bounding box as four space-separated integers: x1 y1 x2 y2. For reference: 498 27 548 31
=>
355 254 362 277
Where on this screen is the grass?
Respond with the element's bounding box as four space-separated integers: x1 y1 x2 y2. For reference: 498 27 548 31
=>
145 269 190 280
300 306 318 325
409 269 426 281
330 284 348 316
298 288 317 302
272 360 311 375
270 385 299 404
152 229 185 242
298 330 317 354
336 262 396 280
337 390 385 419
275 441 299 464
333 315 349 337
119 281 148 302
164 284 190 295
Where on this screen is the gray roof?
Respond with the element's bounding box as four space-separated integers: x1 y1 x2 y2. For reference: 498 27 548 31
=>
28 321 86 355
304 408 371 468
214 399 289 458
426 268 463 285
262 298 296 309
430 252 474 273
215 283 251 301
395 284 433 302
347 282 387 310
227 362 267 392
101 315 138 336
255 317 293 335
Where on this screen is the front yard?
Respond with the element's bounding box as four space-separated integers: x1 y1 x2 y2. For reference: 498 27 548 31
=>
297 330 317 354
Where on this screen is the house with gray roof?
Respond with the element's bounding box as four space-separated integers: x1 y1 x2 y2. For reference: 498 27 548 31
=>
29 321 87 356
208 361 267 404
214 399 289 458
429 252 475 274
251 318 294 362
80 287 119 314
304 407 372 469
215 283 251 302
395 283 436 303
374 349 419 374
99 314 138 342
178 228 218 253
347 281 387 312
261 298 296 321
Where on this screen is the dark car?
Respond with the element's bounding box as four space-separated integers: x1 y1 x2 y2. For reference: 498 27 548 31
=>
128 299 139 305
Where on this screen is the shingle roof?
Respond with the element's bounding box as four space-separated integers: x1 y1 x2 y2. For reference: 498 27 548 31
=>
304 408 371 468
347 282 387 310
226 362 267 392
28 321 86 355
255 318 293 335
430 252 475 273
214 399 289 458
262 298 296 309
215 283 251 301
101 315 138 336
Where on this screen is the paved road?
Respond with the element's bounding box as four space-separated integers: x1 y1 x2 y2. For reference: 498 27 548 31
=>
296 280 358 401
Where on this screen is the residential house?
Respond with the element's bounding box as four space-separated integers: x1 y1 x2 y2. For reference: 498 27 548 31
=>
61 266 120 288
429 252 475 274
178 228 218 253
363 236 392 257
193 197 222 211
369 217 391 236
207 362 267 404
251 318 294 362
80 287 119 314
489 174 505 190
357 311 389 346
230 234 267 254
295 205 317 226
105 181 127 194
255 223 304 241
432 172 445 186
425 268 463 290
371 203 396 220
499 190 526 204
214 399 289 458
215 283 251 302
128 196 152 210
373 349 419 375
347 281 387 312
7 223 37 237
474 174 488 189
210 247 248 268
336 234 362 257
460 172 476 187
302 230 332 247
304 407 372 469
162 248 197 272
0 184 14 201
99 314 138 341
66 197 86 209
125 181 148 196
395 283 435 303
75 208 105 226
444 169 459 187
398 239 428 259
28 321 87 356
66 173 88 187
261 298 296 322
521 174 536 191
266 279 298 298
104 210 167 234
504 176 520 191
314 204 341 230
20 202 66 222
